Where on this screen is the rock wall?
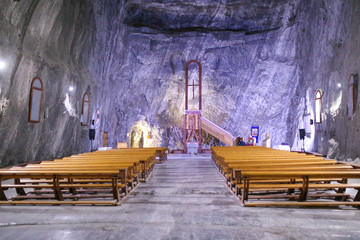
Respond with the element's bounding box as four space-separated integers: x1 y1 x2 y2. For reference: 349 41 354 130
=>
1 0 359 167
0 1 99 166
293 1 360 160
107 0 303 150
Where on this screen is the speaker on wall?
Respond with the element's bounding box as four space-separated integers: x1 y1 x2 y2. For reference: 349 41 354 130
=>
299 129 306 140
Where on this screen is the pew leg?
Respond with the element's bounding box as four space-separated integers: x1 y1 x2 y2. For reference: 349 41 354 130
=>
140 162 146 181
53 175 64 201
287 179 296 195
335 178 348 200
123 185 129 196
299 176 309 202
241 179 250 205
112 177 121 202
68 178 77 195
128 180 134 191
0 180 7 201
14 178 26 196
240 187 245 204
0 189 6 201
236 185 241 197
133 176 138 186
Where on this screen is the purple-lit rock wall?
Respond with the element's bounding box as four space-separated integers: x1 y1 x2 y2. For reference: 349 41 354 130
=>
292 1 360 162
103 0 303 150
0 0 359 167
0 1 99 166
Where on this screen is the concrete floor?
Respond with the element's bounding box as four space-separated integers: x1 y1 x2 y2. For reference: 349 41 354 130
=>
0 154 360 240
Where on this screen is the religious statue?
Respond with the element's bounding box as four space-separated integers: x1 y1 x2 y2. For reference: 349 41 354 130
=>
262 133 271 148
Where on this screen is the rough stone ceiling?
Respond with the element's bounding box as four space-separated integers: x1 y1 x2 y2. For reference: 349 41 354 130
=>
124 0 290 33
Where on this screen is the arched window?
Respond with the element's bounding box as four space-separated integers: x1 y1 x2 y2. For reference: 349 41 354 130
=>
348 74 358 119
315 90 322 123
28 77 43 123
81 93 90 126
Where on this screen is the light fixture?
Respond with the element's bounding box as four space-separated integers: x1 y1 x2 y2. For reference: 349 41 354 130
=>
337 83 342 88
69 86 74 91
0 61 6 70
337 39 343 47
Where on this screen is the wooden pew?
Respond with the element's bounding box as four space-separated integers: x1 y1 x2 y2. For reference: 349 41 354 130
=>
224 160 340 182
239 170 360 206
211 146 360 208
0 169 127 205
0 147 167 205
59 150 158 181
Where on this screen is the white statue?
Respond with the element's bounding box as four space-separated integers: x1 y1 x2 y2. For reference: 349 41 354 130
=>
262 133 271 148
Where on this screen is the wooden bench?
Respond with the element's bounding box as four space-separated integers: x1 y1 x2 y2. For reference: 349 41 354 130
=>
226 161 345 182
225 164 351 188
211 146 360 208
0 148 167 205
239 170 360 207
52 157 150 181
221 159 338 176
10 164 137 190
86 147 168 163
0 169 127 205
59 151 158 181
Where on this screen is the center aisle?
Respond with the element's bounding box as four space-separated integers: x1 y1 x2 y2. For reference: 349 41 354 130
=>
125 154 235 206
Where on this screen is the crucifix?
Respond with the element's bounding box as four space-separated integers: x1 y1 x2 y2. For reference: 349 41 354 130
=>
184 60 202 153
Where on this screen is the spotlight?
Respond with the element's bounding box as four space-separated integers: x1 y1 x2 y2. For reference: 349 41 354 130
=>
69 86 74 91
0 61 6 70
337 83 342 88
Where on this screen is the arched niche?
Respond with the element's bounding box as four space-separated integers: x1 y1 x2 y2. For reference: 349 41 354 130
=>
315 90 322 124
28 77 43 123
81 93 90 126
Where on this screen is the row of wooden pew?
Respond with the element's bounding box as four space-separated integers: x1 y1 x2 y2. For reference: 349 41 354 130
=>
211 146 360 208
0 147 168 206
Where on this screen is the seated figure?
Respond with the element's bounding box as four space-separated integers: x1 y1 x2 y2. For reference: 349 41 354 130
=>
246 137 256 146
236 137 247 146
262 133 271 148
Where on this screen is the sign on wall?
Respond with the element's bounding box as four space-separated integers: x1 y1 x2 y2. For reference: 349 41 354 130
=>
251 125 259 143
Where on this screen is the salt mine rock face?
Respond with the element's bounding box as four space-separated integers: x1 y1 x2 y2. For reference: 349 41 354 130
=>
0 0 359 166
0 1 98 166
293 1 360 161
118 0 300 149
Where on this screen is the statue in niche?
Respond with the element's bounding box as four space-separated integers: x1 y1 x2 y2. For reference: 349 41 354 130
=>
139 131 144 148
130 130 137 148
130 128 143 148
262 133 271 148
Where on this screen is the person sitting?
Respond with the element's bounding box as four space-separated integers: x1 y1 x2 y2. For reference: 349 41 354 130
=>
246 137 256 146
238 137 247 146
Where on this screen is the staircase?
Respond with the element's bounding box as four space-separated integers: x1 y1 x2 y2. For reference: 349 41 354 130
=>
200 117 234 146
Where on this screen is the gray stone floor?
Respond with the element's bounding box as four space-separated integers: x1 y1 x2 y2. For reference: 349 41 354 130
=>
1 154 360 240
